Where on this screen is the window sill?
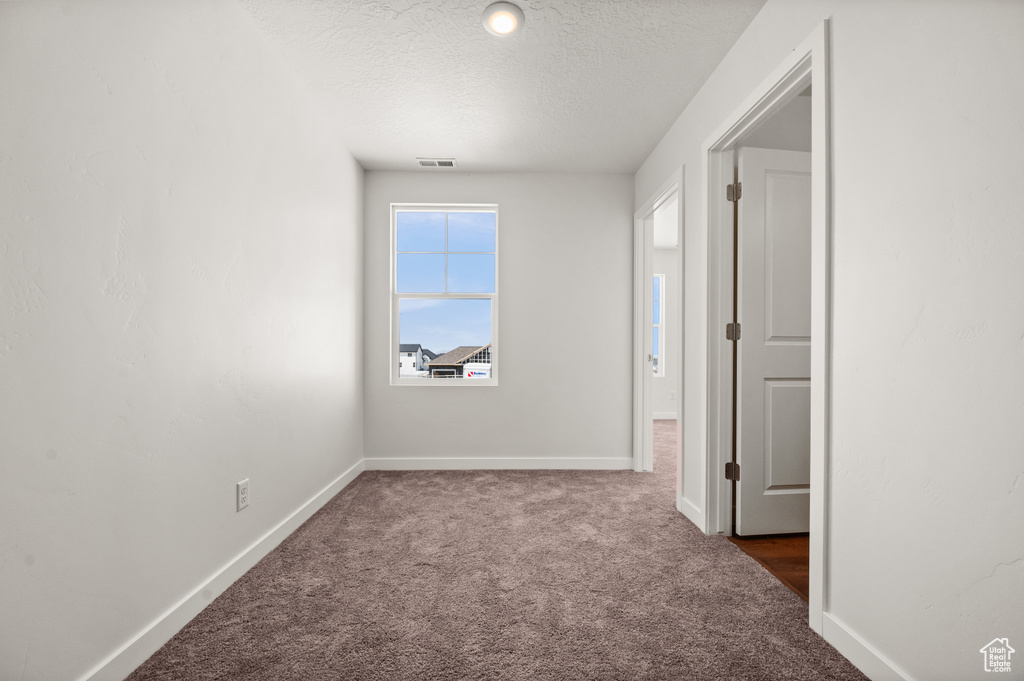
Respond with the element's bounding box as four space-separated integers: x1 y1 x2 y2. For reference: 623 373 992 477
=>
391 378 499 387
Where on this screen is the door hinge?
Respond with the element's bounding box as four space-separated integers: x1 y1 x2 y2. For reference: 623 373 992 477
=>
726 322 741 341
726 182 742 202
725 461 740 481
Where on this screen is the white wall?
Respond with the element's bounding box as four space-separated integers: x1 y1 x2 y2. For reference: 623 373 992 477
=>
653 193 680 248
636 1 1024 679
364 172 634 468
0 2 364 680
653 249 680 419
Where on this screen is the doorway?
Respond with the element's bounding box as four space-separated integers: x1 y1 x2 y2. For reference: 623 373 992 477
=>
732 141 812 536
702 23 831 632
633 173 682 474
722 86 814 594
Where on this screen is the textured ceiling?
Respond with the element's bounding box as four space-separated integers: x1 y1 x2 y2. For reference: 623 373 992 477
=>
240 0 766 173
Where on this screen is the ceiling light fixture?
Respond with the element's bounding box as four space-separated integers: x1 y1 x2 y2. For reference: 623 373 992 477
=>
482 2 524 36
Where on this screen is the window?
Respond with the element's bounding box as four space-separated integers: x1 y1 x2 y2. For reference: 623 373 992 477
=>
391 204 498 385
653 274 664 377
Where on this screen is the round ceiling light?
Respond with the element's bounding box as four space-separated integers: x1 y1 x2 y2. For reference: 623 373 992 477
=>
482 2 524 36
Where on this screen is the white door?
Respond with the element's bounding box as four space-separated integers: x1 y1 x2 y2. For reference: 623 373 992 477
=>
735 147 812 535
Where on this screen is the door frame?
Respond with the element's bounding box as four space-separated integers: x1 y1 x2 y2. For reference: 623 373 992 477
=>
702 22 831 632
633 170 683 473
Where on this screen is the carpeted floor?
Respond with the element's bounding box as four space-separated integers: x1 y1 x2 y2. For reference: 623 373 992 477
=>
127 421 866 680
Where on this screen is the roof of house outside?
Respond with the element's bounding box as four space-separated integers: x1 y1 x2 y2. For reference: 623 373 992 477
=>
398 344 422 353
426 344 492 367
421 348 438 360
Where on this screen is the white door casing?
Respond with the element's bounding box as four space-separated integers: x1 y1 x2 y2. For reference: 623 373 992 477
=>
702 21 830 634
633 210 655 471
634 177 681 473
642 213 655 470
736 147 812 535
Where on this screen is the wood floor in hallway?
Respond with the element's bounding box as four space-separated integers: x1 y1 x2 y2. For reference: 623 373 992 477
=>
728 534 810 602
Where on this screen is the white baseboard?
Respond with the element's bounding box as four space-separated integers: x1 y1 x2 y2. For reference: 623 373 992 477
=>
364 457 634 471
822 612 913 681
653 412 678 420
79 458 366 681
676 492 706 532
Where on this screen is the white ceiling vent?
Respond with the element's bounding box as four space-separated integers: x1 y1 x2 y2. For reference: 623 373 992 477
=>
416 157 457 169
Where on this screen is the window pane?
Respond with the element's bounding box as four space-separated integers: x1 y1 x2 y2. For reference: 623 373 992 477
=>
399 298 492 380
447 212 496 252
447 254 495 293
653 326 660 357
397 253 445 292
397 212 446 252
653 299 660 324
653 275 660 300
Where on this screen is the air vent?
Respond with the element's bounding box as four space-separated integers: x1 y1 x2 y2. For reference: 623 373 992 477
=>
416 157 457 169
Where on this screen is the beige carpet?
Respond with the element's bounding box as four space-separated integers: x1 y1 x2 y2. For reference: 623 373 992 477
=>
126 421 865 680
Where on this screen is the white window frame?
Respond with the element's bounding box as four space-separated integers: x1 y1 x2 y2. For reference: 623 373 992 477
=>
390 203 499 387
653 273 665 377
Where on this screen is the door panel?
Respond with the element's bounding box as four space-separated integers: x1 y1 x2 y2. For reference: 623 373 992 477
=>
736 147 812 535
765 171 813 343
764 379 811 489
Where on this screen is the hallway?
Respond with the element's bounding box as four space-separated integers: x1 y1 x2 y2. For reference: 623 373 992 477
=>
127 422 862 680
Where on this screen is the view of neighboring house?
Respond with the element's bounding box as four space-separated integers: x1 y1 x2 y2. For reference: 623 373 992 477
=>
398 344 437 375
423 344 492 379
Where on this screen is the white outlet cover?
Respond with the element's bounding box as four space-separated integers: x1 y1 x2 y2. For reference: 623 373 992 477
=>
237 479 249 511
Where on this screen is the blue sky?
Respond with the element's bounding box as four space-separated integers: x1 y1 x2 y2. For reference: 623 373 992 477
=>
399 299 491 355
397 211 495 354
397 211 495 252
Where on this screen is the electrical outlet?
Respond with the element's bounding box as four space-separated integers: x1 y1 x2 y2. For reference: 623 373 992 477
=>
236 479 249 511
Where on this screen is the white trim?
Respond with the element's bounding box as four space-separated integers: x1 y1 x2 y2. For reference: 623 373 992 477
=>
701 21 831 633
636 175 682 219
653 272 665 377
653 411 678 420
672 171 686 522
365 457 634 471
706 148 732 538
632 205 653 472
807 23 833 637
633 172 682 474
822 613 912 681
676 491 705 530
78 458 366 681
